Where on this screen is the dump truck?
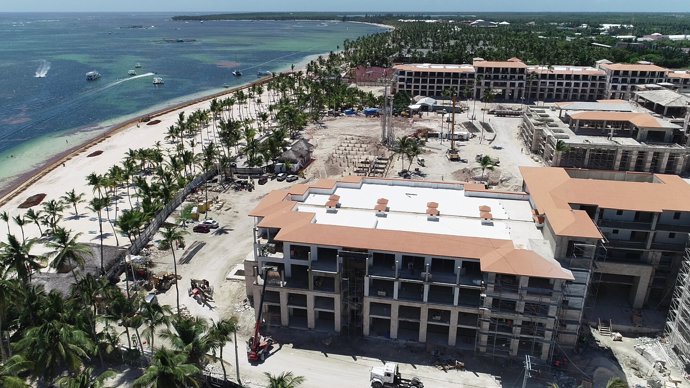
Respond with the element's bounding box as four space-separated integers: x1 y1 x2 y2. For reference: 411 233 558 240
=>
370 363 423 388
446 149 460 161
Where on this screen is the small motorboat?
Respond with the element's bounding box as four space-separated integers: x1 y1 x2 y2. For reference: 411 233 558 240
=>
86 71 101 81
128 70 137 76
152 77 164 85
232 70 242 77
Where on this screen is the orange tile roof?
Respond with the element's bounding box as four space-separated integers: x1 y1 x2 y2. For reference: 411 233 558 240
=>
393 64 476 73
528 67 605 76
481 248 574 280
521 167 690 239
473 60 527 69
599 63 668 72
568 111 667 129
667 71 690 79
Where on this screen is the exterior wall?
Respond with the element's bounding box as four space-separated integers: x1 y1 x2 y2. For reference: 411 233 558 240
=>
396 69 475 98
526 72 606 102
603 69 668 99
474 66 526 101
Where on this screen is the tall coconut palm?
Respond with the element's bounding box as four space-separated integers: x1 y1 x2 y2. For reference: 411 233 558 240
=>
264 371 305 388
133 347 200 388
140 302 172 352
0 235 41 285
0 277 20 361
0 355 31 388
11 216 26 243
0 212 10 235
13 319 94 383
61 189 86 219
24 209 42 237
45 227 92 282
55 367 115 388
210 317 239 382
160 226 187 315
87 197 108 275
160 315 213 367
41 199 64 231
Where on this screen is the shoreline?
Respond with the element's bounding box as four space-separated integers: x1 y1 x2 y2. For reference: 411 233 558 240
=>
0 75 276 207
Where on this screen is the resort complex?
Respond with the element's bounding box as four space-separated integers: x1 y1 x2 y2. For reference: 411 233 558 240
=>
244 169 690 361
394 58 690 100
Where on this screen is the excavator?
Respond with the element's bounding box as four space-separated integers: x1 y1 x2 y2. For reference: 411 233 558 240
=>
247 266 277 363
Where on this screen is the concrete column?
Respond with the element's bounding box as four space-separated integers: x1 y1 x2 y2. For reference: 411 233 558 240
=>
613 148 623 170
423 284 430 303
308 269 313 291
364 277 370 297
643 151 655 172
453 287 460 306
658 152 670 173
541 343 551 360
280 291 289 327
628 150 639 170
419 306 429 343
310 245 317 262
448 310 458 346
334 294 342 333
253 286 262 320
307 294 315 329
362 300 370 336
583 148 591 168
478 320 490 353
390 304 399 339
393 280 399 300
632 274 652 308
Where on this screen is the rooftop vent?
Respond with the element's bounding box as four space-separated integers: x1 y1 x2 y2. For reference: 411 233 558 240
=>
427 206 440 221
480 211 494 226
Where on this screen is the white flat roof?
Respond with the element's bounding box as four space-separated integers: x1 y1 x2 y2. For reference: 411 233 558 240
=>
301 182 544 250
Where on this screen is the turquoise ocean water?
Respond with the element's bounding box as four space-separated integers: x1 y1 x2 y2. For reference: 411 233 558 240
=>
0 13 383 191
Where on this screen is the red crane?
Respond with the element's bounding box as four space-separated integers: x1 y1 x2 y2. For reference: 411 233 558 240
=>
247 266 275 362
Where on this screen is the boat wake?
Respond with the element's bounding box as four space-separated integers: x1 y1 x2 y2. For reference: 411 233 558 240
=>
34 60 51 78
102 72 155 89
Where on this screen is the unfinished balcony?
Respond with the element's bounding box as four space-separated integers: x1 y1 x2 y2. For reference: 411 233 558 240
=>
369 252 396 278
312 275 336 293
399 255 425 281
458 261 483 287
398 281 424 302
427 284 454 306
430 257 457 285
428 308 452 325
284 266 309 290
457 289 482 308
256 238 284 260
289 244 310 262
314 296 335 311
369 278 395 299
312 247 338 273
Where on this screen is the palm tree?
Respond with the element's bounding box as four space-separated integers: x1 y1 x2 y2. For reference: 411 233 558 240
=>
0 277 20 361
133 348 200 388
210 317 239 382
11 216 26 243
140 302 172 351
606 377 629 388
87 197 108 275
0 212 10 235
160 226 187 315
392 136 413 171
479 155 499 179
0 235 42 285
42 199 65 231
55 367 115 388
45 227 92 282
0 355 31 388
24 209 42 236
160 315 213 367
61 189 86 219
264 371 305 388
13 319 95 382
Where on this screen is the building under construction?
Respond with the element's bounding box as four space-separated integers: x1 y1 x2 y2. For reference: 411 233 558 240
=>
666 249 690 366
243 168 690 362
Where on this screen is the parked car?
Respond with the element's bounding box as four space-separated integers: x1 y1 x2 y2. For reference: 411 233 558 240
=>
193 224 211 233
286 175 299 182
276 172 288 182
201 219 219 229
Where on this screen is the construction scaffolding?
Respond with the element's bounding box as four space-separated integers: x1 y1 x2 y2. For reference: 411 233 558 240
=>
665 248 690 367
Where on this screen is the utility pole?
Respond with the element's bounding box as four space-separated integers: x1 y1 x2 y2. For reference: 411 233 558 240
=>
234 329 241 384
451 93 457 151
522 355 535 388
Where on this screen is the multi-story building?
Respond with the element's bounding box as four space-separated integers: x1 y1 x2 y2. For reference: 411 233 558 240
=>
393 59 685 103
525 65 607 102
597 62 669 100
472 58 527 100
520 101 690 174
393 63 475 98
244 172 690 361
244 176 581 361
521 167 690 312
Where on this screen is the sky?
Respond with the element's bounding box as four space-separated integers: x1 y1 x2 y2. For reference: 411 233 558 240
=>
3 0 690 13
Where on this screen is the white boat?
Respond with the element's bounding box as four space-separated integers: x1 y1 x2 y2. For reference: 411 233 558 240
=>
152 77 164 85
134 63 142 68
86 71 101 81
128 70 137 76
257 70 273 77
232 70 242 77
